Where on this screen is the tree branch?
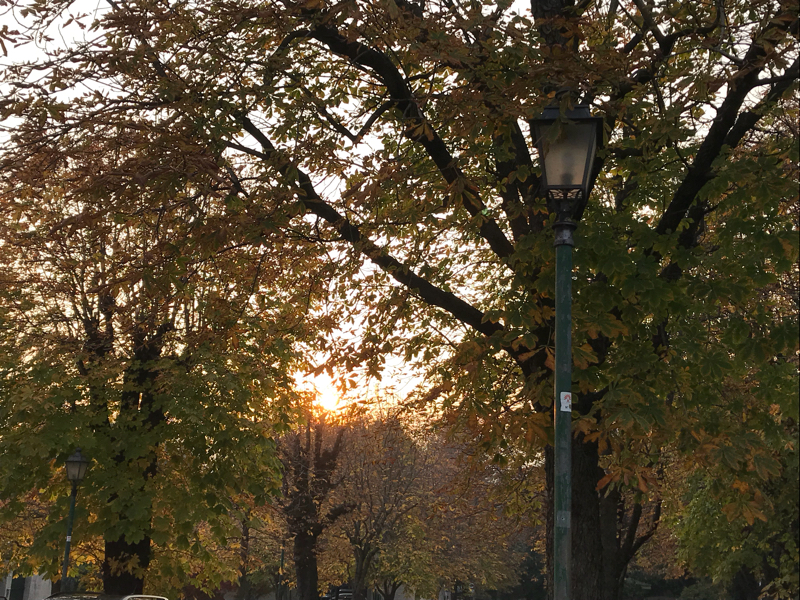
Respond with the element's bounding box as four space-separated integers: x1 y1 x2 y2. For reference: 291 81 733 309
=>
724 55 800 149
237 115 526 355
631 499 661 556
308 24 516 262
493 122 537 242
655 15 794 238
355 101 394 141
630 0 668 48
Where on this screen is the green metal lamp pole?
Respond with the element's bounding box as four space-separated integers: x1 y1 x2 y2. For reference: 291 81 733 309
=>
553 203 576 600
533 104 602 600
61 479 79 590
61 448 89 592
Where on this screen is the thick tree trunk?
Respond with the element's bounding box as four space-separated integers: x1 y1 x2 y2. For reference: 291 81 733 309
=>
571 436 605 599
294 532 320 600
237 518 252 600
102 331 167 593
731 567 763 600
599 488 624 600
352 544 375 600
545 436 609 600
378 580 401 600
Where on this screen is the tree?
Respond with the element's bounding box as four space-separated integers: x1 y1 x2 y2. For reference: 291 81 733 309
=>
1 0 797 597
671 417 799 599
0 147 317 592
416 444 527 595
335 415 428 600
277 410 350 600
327 416 526 599
228 495 288 600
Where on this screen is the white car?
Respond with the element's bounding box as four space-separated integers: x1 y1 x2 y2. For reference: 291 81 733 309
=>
47 593 168 600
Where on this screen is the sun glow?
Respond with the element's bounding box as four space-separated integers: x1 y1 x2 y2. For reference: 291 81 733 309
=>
297 372 342 412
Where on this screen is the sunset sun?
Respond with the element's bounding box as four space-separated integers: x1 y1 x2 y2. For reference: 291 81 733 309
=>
304 373 341 412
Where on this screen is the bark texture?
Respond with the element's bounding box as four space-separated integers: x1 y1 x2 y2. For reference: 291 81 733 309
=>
102 327 168 593
546 436 661 600
294 531 321 600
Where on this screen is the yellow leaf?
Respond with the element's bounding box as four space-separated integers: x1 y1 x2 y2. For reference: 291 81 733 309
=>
544 347 555 370
749 503 768 523
722 502 739 521
573 343 597 369
731 479 750 493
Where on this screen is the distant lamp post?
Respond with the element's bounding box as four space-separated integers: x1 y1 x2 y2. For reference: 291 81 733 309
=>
62 448 89 592
532 104 602 600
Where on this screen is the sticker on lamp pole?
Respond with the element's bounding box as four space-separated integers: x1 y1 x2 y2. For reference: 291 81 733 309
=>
560 392 572 412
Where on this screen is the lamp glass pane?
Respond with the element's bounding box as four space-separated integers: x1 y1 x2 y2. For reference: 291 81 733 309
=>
540 122 596 189
65 452 88 482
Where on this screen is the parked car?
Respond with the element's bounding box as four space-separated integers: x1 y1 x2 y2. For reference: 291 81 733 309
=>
46 594 168 600
333 587 353 600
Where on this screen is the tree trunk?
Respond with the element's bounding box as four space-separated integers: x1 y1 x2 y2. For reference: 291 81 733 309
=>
237 518 252 600
294 531 320 600
599 488 624 600
102 331 167 593
545 435 607 600
352 544 374 600
378 580 401 600
731 567 762 600
546 435 660 600
571 435 605 599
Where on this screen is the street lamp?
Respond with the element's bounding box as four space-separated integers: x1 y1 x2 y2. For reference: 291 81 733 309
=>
62 448 89 592
532 104 602 600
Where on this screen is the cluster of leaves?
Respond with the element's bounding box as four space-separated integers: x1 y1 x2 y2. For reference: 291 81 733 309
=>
0 0 797 595
0 136 324 591
671 438 799 598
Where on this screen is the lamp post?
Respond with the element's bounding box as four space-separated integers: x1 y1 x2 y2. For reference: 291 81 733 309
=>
532 105 602 600
62 448 89 592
